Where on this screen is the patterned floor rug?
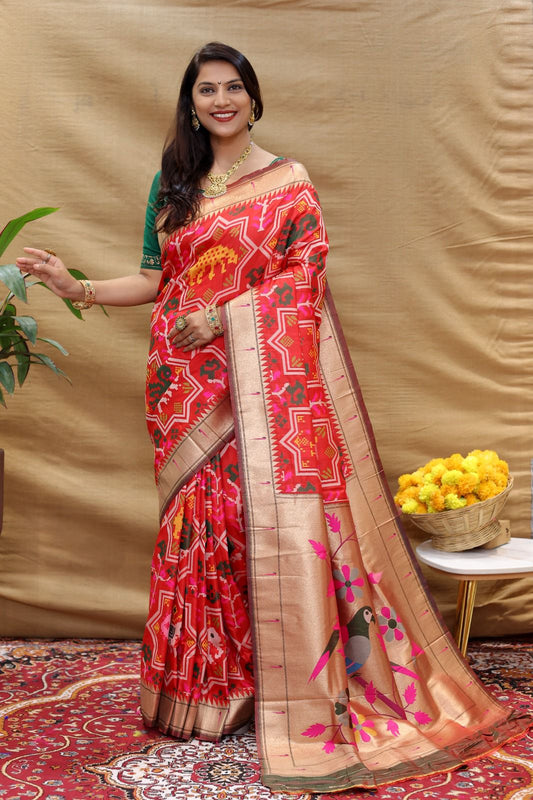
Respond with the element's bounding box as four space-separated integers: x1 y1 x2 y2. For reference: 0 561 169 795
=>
0 637 532 800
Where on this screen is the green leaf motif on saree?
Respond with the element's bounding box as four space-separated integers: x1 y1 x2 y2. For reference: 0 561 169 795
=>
199 357 223 382
245 265 265 286
179 518 194 551
297 481 317 493
273 283 294 307
223 463 239 483
141 642 152 663
275 213 318 253
147 364 172 407
163 296 179 314
285 379 306 405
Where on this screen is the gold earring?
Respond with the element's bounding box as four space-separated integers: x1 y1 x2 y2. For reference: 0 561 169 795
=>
248 101 256 128
191 108 200 132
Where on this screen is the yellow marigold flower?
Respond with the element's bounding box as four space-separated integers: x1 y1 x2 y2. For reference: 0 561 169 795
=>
483 466 508 487
497 459 509 476
394 490 406 506
419 483 440 504
494 473 508 489
445 453 464 470
429 490 445 512
461 456 479 473
476 480 499 501
401 499 420 514
468 449 486 463
457 473 479 495
441 470 463 486
397 473 417 490
476 463 488 482
430 463 447 482
425 458 446 471
444 493 467 510
464 493 479 506
394 486 420 506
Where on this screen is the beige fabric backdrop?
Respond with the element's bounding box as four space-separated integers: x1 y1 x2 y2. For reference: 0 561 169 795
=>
1 0 532 638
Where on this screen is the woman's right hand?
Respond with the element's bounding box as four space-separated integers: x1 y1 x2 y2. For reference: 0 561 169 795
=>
15 247 83 301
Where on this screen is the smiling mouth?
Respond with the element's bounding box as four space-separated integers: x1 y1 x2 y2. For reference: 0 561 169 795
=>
211 111 237 121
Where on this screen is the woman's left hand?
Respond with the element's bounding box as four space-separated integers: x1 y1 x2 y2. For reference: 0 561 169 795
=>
170 308 216 352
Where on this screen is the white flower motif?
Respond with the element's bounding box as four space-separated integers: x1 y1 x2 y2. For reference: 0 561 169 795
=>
90 735 308 799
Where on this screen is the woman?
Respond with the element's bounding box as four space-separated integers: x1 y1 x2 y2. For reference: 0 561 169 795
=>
17 42 530 793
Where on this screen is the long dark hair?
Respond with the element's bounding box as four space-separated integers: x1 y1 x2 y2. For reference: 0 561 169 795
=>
157 42 263 233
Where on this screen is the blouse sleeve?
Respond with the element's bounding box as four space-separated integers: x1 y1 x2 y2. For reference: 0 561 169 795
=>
140 171 162 270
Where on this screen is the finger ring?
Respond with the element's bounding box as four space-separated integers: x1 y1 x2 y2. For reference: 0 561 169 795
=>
175 316 187 331
44 249 56 263
189 334 196 343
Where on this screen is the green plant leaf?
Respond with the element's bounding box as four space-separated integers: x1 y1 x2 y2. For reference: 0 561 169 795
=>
14 315 38 344
0 317 18 337
0 313 19 353
67 268 89 281
61 297 83 319
37 337 69 356
37 271 109 318
0 385 5 407
31 352 71 382
0 264 28 302
0 362 15 394
13 338 30 386
0 207 58 258
0 330 23 357
31 280 84 319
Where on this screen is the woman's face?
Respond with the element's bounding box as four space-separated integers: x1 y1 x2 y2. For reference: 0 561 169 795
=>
192 60 252 139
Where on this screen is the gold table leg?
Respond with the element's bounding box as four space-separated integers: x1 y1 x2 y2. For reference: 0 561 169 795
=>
454 580 478 657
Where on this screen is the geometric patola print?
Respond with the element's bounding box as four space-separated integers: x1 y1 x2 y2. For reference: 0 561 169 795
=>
279 410 345 491
146 182 327 482
252 192 353 501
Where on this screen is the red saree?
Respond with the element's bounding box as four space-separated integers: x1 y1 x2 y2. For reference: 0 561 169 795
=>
141 160 530 792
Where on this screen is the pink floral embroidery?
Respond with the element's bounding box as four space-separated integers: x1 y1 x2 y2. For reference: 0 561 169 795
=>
378 606 405 642
333 565 364 603
350 713 376 743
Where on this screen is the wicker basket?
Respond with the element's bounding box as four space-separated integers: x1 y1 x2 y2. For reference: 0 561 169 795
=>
405 477 513 551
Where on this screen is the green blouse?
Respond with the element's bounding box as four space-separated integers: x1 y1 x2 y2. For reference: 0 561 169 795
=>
140 171 163 270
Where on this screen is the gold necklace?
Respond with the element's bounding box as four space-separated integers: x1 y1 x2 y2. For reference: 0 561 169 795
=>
204 143 253 198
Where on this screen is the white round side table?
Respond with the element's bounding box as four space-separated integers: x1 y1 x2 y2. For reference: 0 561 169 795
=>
415 538 533 656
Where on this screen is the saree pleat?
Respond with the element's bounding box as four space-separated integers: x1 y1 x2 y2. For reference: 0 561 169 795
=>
140 440 254 739
141 159 531 790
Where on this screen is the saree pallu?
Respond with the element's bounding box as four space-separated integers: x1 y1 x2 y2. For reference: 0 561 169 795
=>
141 160 531 791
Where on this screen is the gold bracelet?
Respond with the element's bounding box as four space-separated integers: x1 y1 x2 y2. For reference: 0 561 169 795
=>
205 304 224 337
72 279 96 310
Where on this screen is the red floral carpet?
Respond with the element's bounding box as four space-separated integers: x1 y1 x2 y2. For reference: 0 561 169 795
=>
0 637 532 799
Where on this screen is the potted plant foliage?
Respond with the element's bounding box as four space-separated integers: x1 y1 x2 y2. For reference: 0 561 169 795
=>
0 207 99 530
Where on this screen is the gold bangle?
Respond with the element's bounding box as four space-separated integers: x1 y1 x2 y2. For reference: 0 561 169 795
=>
205 304 224 336
72 279 96 310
